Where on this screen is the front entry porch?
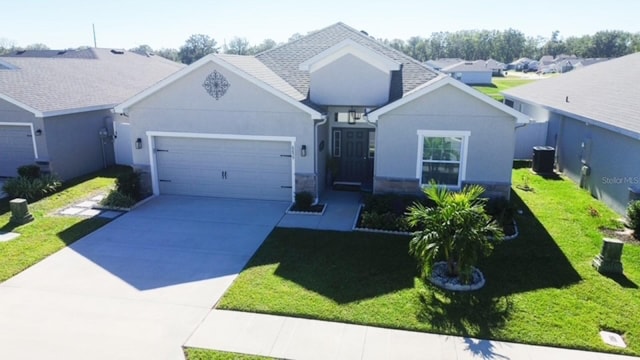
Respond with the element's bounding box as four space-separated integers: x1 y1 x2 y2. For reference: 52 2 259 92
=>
278 190 362 231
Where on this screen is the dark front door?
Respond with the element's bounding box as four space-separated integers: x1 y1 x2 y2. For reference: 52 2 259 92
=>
335 128 373 185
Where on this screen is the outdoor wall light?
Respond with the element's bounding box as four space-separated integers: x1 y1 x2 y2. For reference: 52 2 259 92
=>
34 129 42 136
348 108 357 124
135 138 142 149
301 144 307 157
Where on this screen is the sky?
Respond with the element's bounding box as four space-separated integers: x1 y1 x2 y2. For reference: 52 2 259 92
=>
2 0 639 50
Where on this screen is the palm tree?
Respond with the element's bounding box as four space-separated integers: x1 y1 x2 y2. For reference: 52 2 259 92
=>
406 181 503 285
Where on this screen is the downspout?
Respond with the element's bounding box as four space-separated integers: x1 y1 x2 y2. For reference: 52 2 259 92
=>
365 109 377 192
514 119 530 130
314 114 328 204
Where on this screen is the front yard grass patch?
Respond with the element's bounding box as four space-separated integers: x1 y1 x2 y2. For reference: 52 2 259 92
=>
473 78 534 102
218 169 640 355
185 348 273 360
0 166 130 282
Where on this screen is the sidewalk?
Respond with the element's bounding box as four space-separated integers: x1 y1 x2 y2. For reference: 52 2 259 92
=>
186 310 638 360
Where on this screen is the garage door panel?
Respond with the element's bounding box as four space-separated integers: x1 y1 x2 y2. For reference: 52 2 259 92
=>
0 125 35 177
154 136 293 201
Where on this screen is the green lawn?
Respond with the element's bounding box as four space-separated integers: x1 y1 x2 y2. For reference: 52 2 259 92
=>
185 348 273 360
0 166 130 282
218 169 640 355
473 78 535 102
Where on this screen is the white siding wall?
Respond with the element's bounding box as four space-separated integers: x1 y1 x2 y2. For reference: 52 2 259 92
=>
457 71 492 85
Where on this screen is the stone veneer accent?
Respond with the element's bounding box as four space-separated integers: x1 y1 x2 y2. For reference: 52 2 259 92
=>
132 165 153 198
295 173 317 198
462 181 511 199
374 177 511 199
374 177 421 195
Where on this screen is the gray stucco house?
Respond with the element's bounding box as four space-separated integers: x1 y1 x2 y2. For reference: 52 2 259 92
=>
115 23 527 202
441 60 494 85
503 52 640 215
0 48 182 180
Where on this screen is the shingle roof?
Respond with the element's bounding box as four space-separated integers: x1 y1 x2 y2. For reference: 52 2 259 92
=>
425 58 464 70
0 48 184 115
216 54 305 101
441 60 493 73
503 52 640 136
255 22 439 100
3 49 99 58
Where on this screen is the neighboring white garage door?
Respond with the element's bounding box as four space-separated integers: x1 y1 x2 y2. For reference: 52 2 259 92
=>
154 136 293 201
0 125 35 177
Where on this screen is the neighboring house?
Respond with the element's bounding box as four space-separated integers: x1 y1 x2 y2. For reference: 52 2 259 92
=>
503 52 640 215
573 58 610 70
485 59 506 76
424 58 464 71
507 57 532 71
114 22 527 202
0 48 183 180
440 60 493 85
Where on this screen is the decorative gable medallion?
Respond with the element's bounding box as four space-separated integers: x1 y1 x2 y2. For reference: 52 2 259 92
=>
202 70 230 100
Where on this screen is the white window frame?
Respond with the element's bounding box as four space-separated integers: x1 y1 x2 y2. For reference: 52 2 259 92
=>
416 130 470 189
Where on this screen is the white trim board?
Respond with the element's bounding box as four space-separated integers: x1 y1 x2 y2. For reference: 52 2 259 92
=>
416 129 470 189
299 39 401 73
0 122 39 159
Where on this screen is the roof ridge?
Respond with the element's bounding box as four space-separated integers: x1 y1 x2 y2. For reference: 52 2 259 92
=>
335 23 441 73
256 22 347 57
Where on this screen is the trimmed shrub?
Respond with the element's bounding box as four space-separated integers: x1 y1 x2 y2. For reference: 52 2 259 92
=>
627 200 640 238
294 191 314 211
115 171 141 200
485 196 516 226
2 174 61 201
101 190 136 208
360 211 410 232
362 193 428 215
17 164 41 179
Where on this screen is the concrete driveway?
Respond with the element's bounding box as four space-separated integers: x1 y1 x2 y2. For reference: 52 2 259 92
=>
0 195 288 360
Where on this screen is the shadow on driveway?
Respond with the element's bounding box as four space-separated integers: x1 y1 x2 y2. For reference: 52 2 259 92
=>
62 196 288 291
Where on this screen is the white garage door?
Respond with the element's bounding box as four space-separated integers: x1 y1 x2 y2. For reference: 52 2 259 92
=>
154 136 293 201
0 125 35 177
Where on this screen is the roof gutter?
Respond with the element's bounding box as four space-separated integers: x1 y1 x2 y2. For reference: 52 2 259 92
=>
313 114 328 204
503 94 640 141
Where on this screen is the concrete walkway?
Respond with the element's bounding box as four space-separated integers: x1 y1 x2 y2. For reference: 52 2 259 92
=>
278 190 362 231
186 310 638 360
